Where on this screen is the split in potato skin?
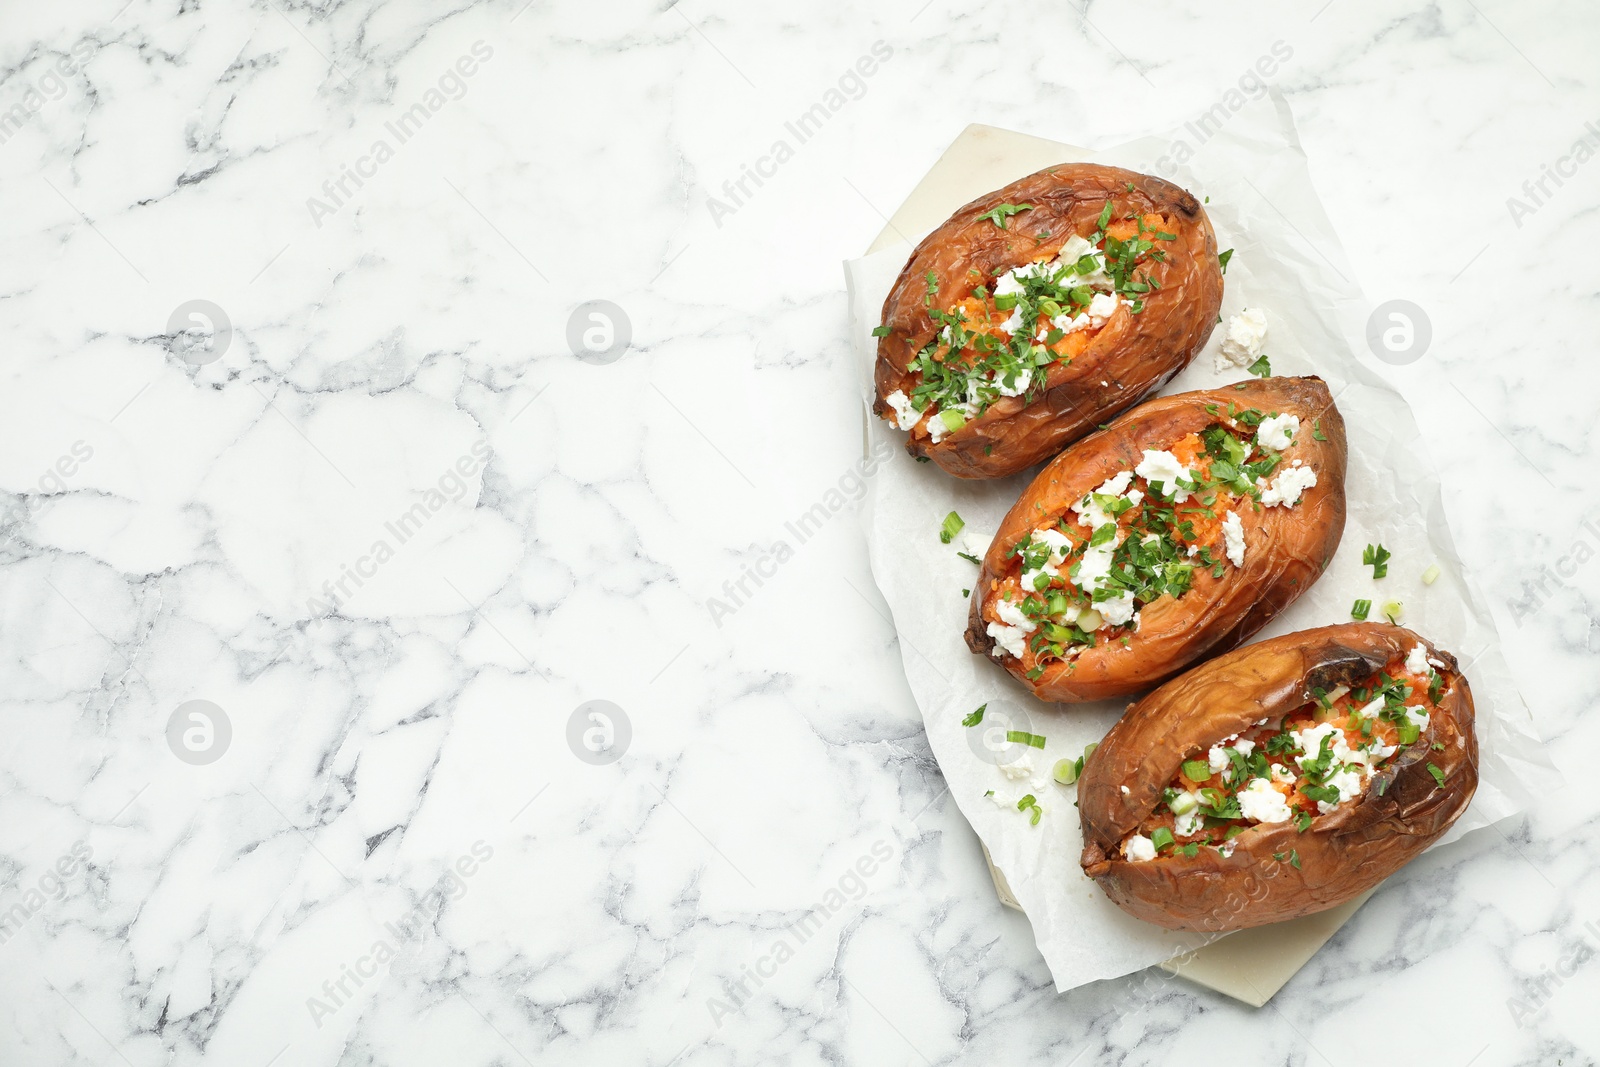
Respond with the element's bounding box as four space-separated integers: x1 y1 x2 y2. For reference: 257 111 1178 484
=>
1121 648 1449 862
1076 623 1478 932
965 375 1347 703
979 404 1318 679
872 163 1224 479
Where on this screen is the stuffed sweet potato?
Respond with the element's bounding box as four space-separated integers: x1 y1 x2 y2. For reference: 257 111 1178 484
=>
872 163 1224 479
1078 623 1478 931
964 376 1346 702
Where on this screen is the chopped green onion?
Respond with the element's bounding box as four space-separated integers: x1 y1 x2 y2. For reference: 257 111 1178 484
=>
1053 758 1080 785
1421 563 1441 585
1150 826 1175 852
1381 599 1403 623
939 511 965 544
938 410 966 434
1006 730 1047 749
1351 598 1371 621
957 551 980 565
1169 792 1198 816
1181 759 1212 782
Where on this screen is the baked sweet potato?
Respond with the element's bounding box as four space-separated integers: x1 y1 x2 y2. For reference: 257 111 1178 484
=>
872 163 1224 479
1078 623 1478 931
965 376 1346 702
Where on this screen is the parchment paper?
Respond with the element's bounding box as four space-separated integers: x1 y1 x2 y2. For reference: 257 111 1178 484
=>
848 97 1557 992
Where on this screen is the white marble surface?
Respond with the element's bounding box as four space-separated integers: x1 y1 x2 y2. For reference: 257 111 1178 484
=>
0 2 1595 1064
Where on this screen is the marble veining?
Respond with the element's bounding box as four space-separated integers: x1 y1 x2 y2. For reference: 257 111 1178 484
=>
0 1 1595 1065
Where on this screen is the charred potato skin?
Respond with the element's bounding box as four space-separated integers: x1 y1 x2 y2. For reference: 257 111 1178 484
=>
1078 623 1479 932
964 376 1348 703
872 163 1224 479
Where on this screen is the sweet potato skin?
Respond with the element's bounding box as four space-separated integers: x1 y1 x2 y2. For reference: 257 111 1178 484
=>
1078 623 1479 932
872 163 1223 479
964 376 1347 702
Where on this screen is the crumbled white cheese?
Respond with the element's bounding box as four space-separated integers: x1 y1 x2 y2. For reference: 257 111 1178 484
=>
1317 767 1364 814
1405 644 1432 676
1260 465 1318 507
1071 471 1134 529
1222 510 1246 567
1174 810 1205 839
992 366 1033 398
1074 540 1119 594
1134 449 1193 502
1052 234 1113 289
1349 696 1385 723
1085 291 1122 325
995 599 1036 632
884 390 923 431
1033 527 1073 565
999 753 1034 780
1292 721 1378 774
1000 305 1024 335
1237 778 1293 823
1208 743 1234 775
1052 310 1091 334
1124 834 1157 862
987 623 1028 659
1255 413 1299 452
1270 763 1297 785
1217 307 1269 370
1403 705 1430 733
1096 591 1137 627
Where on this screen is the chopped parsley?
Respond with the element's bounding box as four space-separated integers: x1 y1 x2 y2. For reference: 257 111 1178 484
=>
961 704 986 727
977 203 1036 229
1363 543 1391 579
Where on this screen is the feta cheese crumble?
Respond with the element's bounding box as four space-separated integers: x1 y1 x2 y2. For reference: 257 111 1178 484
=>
1237 778 1293 823
1405 644 1432 676
986 622 1029 659
1260 465 1318 507
1254 413 1299 452
1133 449 1192 502
1222 510 1246 567
1124 834 1157 862
1217 307 1268 371
884 390 923 431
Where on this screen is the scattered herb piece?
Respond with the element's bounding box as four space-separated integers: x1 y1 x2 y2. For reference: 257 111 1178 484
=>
1218 248 1234 273
940 511 965 544
1427 763 1446 789
1247 354 1271 377
1362 543 1391 579
977 203 1036 229
961 704 986 727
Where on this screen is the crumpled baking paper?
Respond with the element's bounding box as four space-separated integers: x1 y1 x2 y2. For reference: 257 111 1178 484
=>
847 97 1557 991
